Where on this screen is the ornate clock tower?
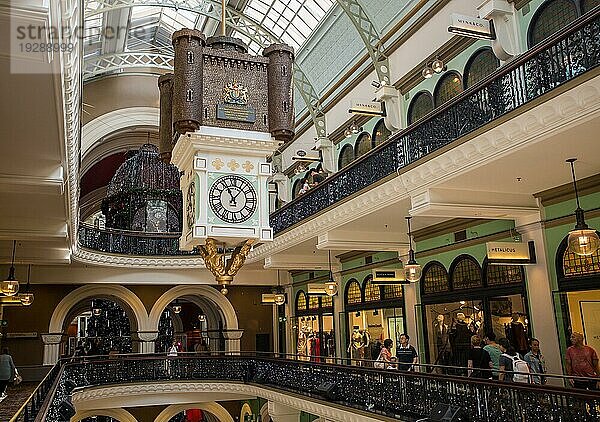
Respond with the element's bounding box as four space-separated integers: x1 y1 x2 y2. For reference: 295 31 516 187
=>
160 27 294 293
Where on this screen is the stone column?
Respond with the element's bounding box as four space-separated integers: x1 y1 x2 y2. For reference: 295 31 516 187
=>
42 334 64 365
332 270 344 362
223 330 243 354
268 401 300 422
137 332 158 354
516 216 563 386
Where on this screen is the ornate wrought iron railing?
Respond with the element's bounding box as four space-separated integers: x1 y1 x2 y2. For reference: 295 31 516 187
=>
77 224 200 256
30 354 600 422
9 363 61 422
270 7 600 234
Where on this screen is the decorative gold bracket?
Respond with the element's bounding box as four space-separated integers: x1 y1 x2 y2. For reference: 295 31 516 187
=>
197 238 254 294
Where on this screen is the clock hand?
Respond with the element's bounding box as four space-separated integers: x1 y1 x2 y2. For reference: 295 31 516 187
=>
226 187 237 206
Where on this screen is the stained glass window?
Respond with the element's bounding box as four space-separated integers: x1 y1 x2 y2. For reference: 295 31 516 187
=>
582 0 600 13
355 133 373 158
338 144 355 170
363 277 381 302
563 247 600 276
321 295 333 308
383 284 403 300
296 290 307 311
434 72 463 106
373 119 391 146
529 0 577 47
451 256 482 290
486 264 525 286
408 92 434 125
465 48 500 88
345 279 362 305
422 262 449 294
308 295 319 309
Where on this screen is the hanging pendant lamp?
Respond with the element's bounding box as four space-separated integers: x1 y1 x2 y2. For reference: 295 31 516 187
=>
404 216 422 282
325 250 338 297
20 264 34 306
1 240 20 296
566 159 599 256
274 270 286 306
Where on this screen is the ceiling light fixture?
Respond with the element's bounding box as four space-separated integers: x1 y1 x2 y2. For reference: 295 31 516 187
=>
431 57 445 73
1 240 20 296
404 216 422 282
422 65 434 79
19 264 34 306
325 250 338 297
274 270 286 306
172 299 182 314
566 158 599 256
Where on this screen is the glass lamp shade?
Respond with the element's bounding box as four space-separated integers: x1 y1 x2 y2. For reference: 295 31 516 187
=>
172 304 182 314
1 279 19 296
405 262 422 283
350 123 359 134
92 307 102 316
432 58 444 73
20 292 34 306
568 229 600 256
325 280 338 297
344 129 352 138
198 314 206 322
274 293 286 306
422 66 434 79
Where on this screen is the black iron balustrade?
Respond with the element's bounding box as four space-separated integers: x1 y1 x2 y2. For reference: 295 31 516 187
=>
270 7 600 234
77 224 200 256
34 354 600 422
9 363 61 422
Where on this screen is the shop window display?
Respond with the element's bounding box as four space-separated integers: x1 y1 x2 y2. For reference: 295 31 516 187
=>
294 291 335 361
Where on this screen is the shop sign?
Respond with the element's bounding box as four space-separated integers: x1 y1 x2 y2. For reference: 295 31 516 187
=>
486 241 536 265
261 293 276 304
448 14 495 40
349 100 384 116
6 332 37 338
307 283 328 295
371 268 408 285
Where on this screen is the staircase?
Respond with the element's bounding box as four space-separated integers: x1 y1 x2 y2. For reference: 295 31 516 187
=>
0 383 37 421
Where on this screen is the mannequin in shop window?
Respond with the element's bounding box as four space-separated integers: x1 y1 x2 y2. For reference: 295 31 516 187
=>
361 329 371 360
325 330 335 358
349 327 364 365
433 314 451 369
449 312 474 374
308 332 321 362
506 313 528 356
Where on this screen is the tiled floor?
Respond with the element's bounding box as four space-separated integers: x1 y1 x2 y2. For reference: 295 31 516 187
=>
0 383 37 421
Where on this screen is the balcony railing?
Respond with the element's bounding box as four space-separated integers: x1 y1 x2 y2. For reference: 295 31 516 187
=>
270 8 600 234
77 224 199 256
18 354 600 422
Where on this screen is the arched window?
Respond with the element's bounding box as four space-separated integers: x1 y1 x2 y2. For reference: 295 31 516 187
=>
345 279 362 305
582 0 600 13
354 132 373 158
484 260 525 286
308 295 320 310
407 91 434 125
434 72 463 106
363 276 381 302
338 144 355 170
295 290 307 312
292 179 302 199
321 295 333 308
421 261 450 295
464 48 500 88
450 255 483 290
372 119 391 146
562 243 600 277
529 0 577 47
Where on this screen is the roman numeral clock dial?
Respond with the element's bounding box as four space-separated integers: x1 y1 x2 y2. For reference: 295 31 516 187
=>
209 175 257 224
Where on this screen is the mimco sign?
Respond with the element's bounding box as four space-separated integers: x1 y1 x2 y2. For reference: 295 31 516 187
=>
448 13 495 40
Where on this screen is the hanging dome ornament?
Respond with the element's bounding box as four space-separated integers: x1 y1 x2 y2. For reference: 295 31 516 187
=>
1 240 20 296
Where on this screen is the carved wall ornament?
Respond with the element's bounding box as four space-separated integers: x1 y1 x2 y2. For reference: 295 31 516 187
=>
212 158 224 170
227 159 240 171
223 81 249 106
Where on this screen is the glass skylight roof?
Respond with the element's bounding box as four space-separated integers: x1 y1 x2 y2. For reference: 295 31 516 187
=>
83 0 334 65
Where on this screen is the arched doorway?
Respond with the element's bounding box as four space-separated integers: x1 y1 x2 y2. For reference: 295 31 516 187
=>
155 403 233 422
149 286 241 353
45 285 148 364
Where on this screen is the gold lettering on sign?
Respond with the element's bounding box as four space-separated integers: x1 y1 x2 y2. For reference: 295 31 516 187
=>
227 159 240 171
242 161 254 173
212 158 224 170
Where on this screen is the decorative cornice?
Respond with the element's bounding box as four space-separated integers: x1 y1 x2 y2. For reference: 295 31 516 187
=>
533 173 600 206
72 246 206 268
72 382 391 422
412 218 491 242
252 76 600 261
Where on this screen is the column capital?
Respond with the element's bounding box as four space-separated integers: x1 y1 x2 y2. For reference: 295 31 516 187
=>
136 331 159 342
222 329 243 340
41 334 63 345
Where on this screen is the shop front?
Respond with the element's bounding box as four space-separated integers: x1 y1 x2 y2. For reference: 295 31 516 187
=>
292 290 335 361
553 234 600 353
343 275 406 365
420 254 529 373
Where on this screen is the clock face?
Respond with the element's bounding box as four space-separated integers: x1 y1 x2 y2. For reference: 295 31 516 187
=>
186 182 195 229
209 175 257 224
